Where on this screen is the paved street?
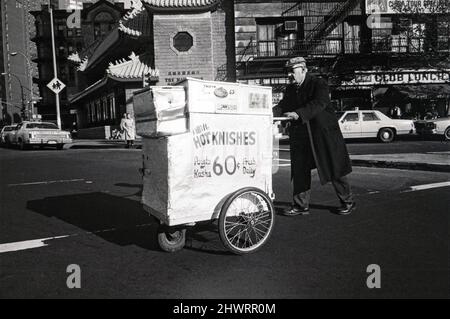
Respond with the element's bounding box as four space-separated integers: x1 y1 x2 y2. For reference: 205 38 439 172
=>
0 145 449 299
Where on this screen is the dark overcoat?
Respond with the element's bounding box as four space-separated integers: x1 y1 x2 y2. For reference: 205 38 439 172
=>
273 73 352 192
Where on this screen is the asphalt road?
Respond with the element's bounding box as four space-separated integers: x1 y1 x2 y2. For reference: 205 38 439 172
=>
0 147 449 299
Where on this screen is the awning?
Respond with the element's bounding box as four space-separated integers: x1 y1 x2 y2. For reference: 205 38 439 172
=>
385 84 450 100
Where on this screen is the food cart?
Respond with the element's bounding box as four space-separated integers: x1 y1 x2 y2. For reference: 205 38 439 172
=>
133 78 276 254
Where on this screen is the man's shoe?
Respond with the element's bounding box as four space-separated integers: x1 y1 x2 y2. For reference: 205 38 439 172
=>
336 202 356 215
282 205 310 216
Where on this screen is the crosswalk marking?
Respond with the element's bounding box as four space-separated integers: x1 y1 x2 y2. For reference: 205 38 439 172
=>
402 181 450 193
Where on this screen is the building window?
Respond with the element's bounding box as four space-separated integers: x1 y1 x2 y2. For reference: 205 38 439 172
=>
56 20 66 37
344 22 360 54
437 17 450 52
393 22 425 53
102 97 108 121
69 67 76 83
372 19 393 52
173 32 194 52
58 46 66 57
257 24 276 57
88 102 94 123
93 12 115 41
108 95 116 120
95 99 101 122
256 19 302 57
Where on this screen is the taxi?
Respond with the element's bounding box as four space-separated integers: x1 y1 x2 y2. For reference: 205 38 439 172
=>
337 110 415 143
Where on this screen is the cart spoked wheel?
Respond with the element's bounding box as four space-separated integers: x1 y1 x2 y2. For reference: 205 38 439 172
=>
219 187 275 255
157 226 186 253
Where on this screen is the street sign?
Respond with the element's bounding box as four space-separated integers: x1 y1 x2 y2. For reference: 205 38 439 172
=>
47 78 66 95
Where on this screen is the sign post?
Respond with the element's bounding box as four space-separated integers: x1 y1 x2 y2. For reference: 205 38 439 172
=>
49 1 63 129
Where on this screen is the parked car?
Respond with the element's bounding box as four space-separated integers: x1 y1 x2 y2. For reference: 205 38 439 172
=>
10 121 72 150
415 117 450 141
337 110 416 143
0 125 18 146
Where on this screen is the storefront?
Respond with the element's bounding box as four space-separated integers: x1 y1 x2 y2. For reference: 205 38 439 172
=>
337 68 450 118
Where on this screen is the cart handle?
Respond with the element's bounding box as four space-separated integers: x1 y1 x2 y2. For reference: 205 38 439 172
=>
273 117 292 122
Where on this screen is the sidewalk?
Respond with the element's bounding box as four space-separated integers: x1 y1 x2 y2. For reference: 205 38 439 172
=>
67 140 450 172
278 147 450 173
68 139 142 150
350 152 450 172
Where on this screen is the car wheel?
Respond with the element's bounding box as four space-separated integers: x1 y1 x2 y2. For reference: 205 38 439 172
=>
378 128 395 143
444 127 450 141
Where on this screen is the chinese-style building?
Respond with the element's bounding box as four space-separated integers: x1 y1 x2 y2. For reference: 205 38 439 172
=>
66 0 235 137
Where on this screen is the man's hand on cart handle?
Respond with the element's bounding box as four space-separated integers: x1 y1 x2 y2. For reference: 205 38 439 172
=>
284 112 300 121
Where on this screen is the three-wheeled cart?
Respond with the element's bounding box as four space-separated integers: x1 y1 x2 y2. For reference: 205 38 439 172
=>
133 78 277 255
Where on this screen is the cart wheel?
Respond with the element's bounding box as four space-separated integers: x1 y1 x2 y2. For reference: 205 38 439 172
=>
157 226 186 253
219 187 275 255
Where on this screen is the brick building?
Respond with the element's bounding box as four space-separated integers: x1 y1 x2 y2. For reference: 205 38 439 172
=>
235 0 450 118
1 0 47 125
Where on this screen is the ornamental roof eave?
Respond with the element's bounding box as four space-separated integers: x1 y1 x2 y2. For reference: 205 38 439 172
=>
106 52 159 80
118 0 152 38
69 52 159 103
141 0 221 13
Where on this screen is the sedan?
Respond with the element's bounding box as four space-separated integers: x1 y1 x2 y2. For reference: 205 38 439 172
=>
337 110 415 143
12 121 72 150
0 125 18 146
415 117 450 141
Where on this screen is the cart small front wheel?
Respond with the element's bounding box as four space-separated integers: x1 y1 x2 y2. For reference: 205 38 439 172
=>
157 226 186 253
219 187 275 255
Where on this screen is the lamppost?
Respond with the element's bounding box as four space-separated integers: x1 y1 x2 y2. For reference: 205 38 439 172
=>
1 72 26 122
9 51 34 118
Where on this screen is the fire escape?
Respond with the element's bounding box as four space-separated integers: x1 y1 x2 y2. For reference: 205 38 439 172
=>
238 0 362 80
287 0 361 56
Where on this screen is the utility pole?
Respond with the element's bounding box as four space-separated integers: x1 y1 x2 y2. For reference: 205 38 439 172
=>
49 0 62 129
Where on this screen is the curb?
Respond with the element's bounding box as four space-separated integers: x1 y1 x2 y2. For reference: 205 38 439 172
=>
351 159 450 173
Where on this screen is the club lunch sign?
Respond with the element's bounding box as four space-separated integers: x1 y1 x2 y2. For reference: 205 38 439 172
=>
347 69 450 86
365 0 449 14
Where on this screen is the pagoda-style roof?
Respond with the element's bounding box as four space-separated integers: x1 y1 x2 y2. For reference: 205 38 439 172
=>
69 52 158 104
142 0 221 13
107 52 158 80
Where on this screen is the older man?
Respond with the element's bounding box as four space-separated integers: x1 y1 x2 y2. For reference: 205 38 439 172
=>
273 57 356 216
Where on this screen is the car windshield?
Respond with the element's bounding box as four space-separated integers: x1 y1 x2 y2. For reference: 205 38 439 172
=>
26 123 58 129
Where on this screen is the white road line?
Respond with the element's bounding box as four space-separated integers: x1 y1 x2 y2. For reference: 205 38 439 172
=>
276 159 291 162
8 179 86 187
0 223 154 254
0 236 70 254
402 181 450 193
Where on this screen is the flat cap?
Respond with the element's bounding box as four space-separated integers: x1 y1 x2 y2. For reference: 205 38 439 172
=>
286 56 306 68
